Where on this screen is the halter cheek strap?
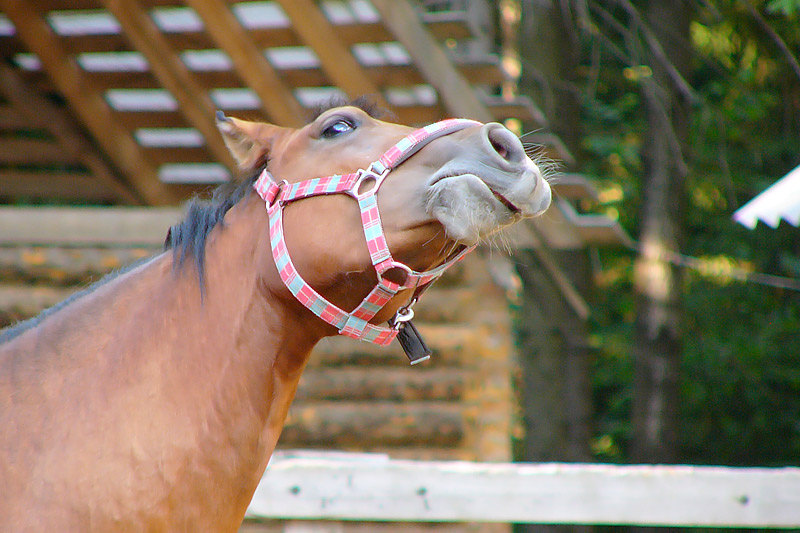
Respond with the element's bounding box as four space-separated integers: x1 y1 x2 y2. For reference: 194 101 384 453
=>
254 118 481 349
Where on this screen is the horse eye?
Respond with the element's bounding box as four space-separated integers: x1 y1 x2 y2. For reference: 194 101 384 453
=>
321 119 355 138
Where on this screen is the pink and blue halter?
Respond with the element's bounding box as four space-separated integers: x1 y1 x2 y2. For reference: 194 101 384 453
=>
254 118 481 361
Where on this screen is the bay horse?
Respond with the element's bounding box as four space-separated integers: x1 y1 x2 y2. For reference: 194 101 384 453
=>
0 99 551 531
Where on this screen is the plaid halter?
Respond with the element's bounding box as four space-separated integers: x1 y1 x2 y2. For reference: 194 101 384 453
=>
254 118 481 346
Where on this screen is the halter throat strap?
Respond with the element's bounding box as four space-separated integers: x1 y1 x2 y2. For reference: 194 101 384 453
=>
254 118 480 346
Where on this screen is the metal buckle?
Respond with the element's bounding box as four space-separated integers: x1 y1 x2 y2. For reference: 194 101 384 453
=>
391 299 417 330
265 179 289 207
354 166 391 200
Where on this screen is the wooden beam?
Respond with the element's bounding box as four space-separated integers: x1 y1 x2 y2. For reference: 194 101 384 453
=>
551 173 600 201
101 0 238 174
183 0 306 127
0 246 157 285
370 0 493 122
0 171 119 203
0 63 142 204
274 0 388 106
0 206 181 247
0 105 47 129
0 139 72 164
109 98 526 134
0 284 75 320
84 60 506 94
3 5 474 47
0 0 181 205
280 402 464 448
247 453 800 527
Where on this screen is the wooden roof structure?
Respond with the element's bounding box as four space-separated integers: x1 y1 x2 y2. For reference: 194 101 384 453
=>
0 0 543 206
0 0 628 251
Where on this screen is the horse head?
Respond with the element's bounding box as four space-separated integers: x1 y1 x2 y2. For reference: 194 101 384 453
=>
216 101 551 341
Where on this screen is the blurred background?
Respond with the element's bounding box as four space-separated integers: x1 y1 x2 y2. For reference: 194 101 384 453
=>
1 0 798 530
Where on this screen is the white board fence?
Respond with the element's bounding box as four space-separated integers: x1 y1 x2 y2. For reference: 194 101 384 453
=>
247 452 800 528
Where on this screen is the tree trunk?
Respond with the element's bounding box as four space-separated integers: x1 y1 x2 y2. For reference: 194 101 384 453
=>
515 3 592 532
516 0 591 465
630 0 692 464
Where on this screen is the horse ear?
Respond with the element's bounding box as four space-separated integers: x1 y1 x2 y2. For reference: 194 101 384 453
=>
215 111 286 172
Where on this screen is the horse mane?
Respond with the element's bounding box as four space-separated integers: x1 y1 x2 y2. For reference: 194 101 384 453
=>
164 174 259 290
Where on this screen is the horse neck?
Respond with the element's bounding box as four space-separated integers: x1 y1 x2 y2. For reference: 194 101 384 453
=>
1 193 325 528
147 191 325 467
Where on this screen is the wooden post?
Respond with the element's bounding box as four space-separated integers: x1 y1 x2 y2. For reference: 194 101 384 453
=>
370 0 493 122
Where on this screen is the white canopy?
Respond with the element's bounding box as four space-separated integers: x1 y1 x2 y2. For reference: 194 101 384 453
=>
733 165 800 229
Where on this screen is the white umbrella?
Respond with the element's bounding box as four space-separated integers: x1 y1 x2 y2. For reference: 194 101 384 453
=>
733 165 800 229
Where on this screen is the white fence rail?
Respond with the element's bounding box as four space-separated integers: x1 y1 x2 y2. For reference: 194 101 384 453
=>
246 452 800 528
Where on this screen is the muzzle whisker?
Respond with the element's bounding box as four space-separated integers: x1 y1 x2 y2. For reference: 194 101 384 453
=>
518 128 543 140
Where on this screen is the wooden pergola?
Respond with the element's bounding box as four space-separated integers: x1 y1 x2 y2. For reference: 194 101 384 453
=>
0 0 543 206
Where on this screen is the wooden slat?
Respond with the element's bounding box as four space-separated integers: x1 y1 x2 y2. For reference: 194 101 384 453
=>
114 106 470 132
275 0 388 106
92 93 523 131
84 60 506 92
142 146 216 165
101 0 238 173
247 455 800 527
0 63 141 204
0 106 48 129
482 94 546 125
0 206 182 246
0 0 181 205
184 0 306 127
281 402 464 447
0 170 119 203
114 109 200 129
3 16 473 54
371 0 493 122
311 323 480 368
0 246 156 285
557 200 633 247
294 367 466 403
0 138 73 164
550 173 600 200
0 283 75 319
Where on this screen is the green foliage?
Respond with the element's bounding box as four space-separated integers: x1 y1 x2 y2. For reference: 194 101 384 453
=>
682 277 800 465
565 0 800 466
766 0 800 16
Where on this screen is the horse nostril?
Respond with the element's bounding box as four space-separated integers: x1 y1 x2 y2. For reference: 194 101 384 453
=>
490 138 509 160
485 124 524 166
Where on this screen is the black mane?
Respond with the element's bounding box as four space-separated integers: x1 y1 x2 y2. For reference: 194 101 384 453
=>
164 174 259 290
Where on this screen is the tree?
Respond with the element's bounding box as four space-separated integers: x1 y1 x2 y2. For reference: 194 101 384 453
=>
515 0 593 466
629 0 693 464
513 0 800 469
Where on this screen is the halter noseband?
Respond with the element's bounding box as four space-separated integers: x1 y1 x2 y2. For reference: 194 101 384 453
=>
254 118 481 360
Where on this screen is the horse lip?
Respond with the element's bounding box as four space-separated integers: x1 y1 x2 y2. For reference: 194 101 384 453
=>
429 173 521 214
491 189 521 214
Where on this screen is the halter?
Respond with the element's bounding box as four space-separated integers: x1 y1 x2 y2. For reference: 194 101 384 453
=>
254 118 481 358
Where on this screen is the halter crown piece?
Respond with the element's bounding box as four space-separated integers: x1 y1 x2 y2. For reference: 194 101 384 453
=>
254 118 481 363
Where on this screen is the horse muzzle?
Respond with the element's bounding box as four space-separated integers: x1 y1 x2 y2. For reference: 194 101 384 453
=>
425 122 552 244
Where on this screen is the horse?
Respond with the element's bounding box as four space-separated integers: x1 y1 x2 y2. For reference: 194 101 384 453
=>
0 98 551 531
